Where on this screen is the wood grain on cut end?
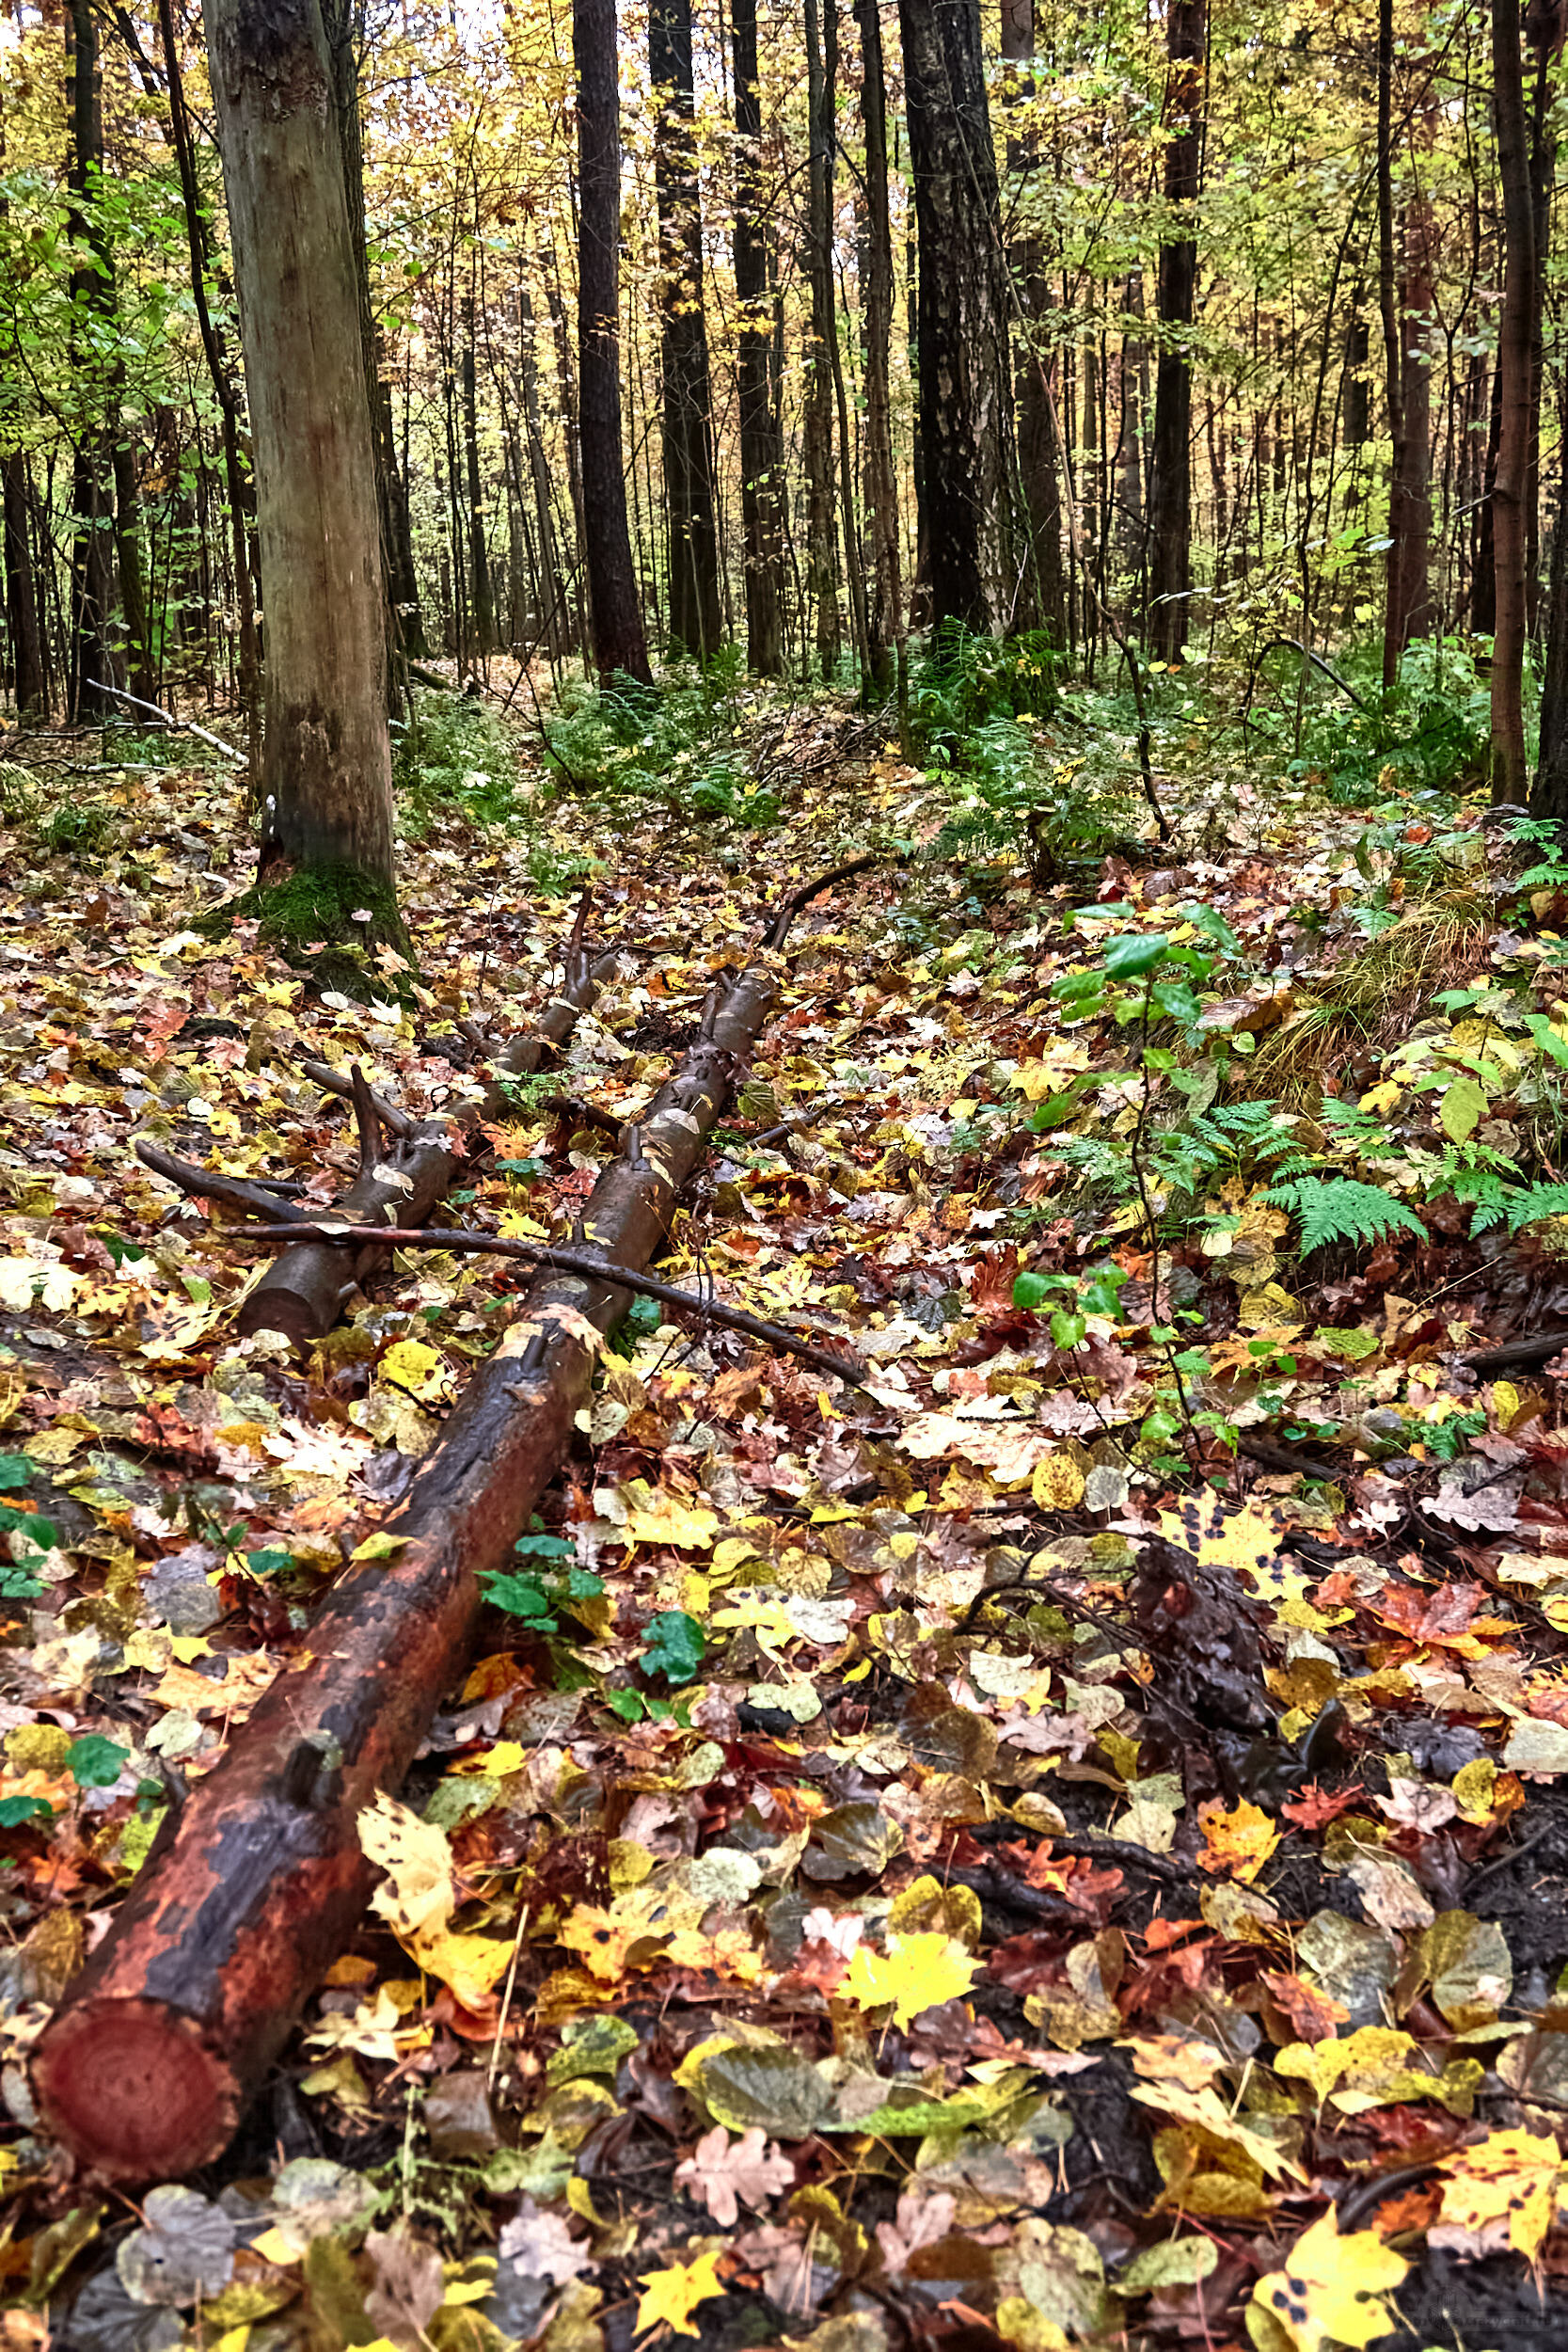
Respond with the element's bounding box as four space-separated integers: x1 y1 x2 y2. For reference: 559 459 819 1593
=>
32 1996 238 2182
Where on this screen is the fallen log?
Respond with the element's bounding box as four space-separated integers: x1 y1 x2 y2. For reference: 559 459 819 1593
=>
136 894 612 1348
31 934 807 2181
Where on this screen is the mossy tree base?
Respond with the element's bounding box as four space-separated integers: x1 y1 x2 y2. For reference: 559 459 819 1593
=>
205 862 414 997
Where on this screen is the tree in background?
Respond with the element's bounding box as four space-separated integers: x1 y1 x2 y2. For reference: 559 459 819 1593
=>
574 0 652 686
203 0 395 906
1146 0 1206 664
651 0 721 662
898 0 1016 635
730 0 784 676
1490 0 1534 804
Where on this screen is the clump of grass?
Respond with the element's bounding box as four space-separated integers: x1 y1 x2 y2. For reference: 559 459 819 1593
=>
393 691 521 835
39 801 120 859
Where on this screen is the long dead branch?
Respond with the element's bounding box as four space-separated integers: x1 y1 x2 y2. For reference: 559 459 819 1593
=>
223 1221 868 1385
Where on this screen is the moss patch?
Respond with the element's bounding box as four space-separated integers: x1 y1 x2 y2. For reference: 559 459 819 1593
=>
205 863 415 999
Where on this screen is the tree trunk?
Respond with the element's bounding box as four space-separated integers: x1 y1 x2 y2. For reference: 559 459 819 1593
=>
66 0 119 725
857 0 903 702
1146 0 1205 662
803 0 841 677
1491 0 1534 804
1534 374 1568 817
1526 22 1557 636
574 0 651 685
650 0 721 663
204 0 394 888
1386 204 1436 674
2 451 45 718
897 0 1017 636
518 277 570 655
461 296 495 657
1001 0 1066 642
731 0 784 675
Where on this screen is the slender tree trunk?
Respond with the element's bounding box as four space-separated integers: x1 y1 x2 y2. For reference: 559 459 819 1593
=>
66 0 119 724
1534 373 1568 815
1526 23 1557 634
1146 0 1205 661
545 264 591 666
803 0 841 677
1386 198 1436 671
156 0 261 767
203 0 395 886
898 0 1017 635
518 278 570 655
2 451 45 718
1001 0 1066 643
650 0 721 662
1474 352 1501 632
1491 0 1534 803
460 297 494 657
574 0 651 685
731 0 784 675
856 0 903 703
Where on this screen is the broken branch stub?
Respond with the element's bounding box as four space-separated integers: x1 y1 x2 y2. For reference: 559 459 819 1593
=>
31 961 779 2184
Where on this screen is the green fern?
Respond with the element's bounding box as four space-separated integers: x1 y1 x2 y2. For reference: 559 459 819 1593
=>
1264 1176 1426 1254
1505 1184 1568 1232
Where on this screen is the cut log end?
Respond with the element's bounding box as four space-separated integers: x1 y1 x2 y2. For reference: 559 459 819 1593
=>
31 1997 239 2182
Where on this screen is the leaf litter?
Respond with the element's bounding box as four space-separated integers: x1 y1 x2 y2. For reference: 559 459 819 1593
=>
9 708 1568 2349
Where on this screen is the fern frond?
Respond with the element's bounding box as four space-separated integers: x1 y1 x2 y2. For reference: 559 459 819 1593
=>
1505 1184 1568 1233
1264 1176 1426 1254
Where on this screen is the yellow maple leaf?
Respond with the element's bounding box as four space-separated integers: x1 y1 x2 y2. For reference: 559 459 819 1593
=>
635 2249 725 2340
1437 2127 1564 2258
560 1885 674 1982
1249 2209 1408 2352
665 1924 766 1983
843 1931 976 2029
1197 1796 1280 1883
358 1795 455 1940
614 1477 720 1551
407 1927 514 2012
378 1338 453 1402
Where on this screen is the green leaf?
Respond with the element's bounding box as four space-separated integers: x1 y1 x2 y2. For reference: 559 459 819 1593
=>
0 1794 53 1826
0 1454 33 1490
245 1548 294 1578
606 1687 646 1723
483 1571 557 1627
1150 980 1202 1025
1012 1270 1056 1310
1102 931 1170 979
1440 1073 1488 1144
513 1531 576 1561
67 1734 129 1788
639 1609 705 1683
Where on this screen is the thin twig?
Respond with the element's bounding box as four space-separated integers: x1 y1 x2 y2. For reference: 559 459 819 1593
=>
348 1063 382 1174
135 1141 311 1224
85 678 244 766
221 1222 868 1385
299 1060 415 1139
539 1093 624 1140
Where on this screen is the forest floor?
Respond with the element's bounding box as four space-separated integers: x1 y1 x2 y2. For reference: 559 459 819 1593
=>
4 662 1568 2352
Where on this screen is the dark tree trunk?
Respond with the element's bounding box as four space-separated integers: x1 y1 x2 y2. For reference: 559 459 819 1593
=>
650 0 721 662
1344 310 1370 450
1536 375 1568 816
856 0 903 701
1386 204 1436 674
574 0 651 684
1492 0 1534 803
897 0 1017 635
803 0 841 677
1001 0 1065 641
204 0 395 886
1474 356 1501 633
1526 23 1557 634
1147 0 1205 661
731 0 784 675
518 278 570 655
2 451 45 718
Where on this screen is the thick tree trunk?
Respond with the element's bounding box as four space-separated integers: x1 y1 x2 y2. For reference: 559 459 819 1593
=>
898 0 1017 636
575 0 652 685
731 0 784 675
2 451 45 718
803 0 841 678
651 0 721 663
32 965 783 2183
1491 0 1534 804
204 0 394 882
1147 0 1205 662
857 0 903 702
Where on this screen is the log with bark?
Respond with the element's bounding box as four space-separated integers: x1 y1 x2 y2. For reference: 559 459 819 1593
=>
31 871 867 2182
136 894 612 1348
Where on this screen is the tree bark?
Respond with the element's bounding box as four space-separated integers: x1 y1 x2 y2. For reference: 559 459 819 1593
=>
803 0 841 677
574 0 652 685
897 0 1017 636
204 0 394 883
856 0 903 702
650 0 721 663
2 451 45 719
518 277 570 656
1491 0 1534 804
1146 0 1205 662
731 0 784 675
66 0 120 725
1001 0 1066 642
461 296 495 657
32 966 783 2183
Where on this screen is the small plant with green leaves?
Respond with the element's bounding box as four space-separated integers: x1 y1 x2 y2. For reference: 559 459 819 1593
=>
483 1518 604 1633
0 1454 55 1602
